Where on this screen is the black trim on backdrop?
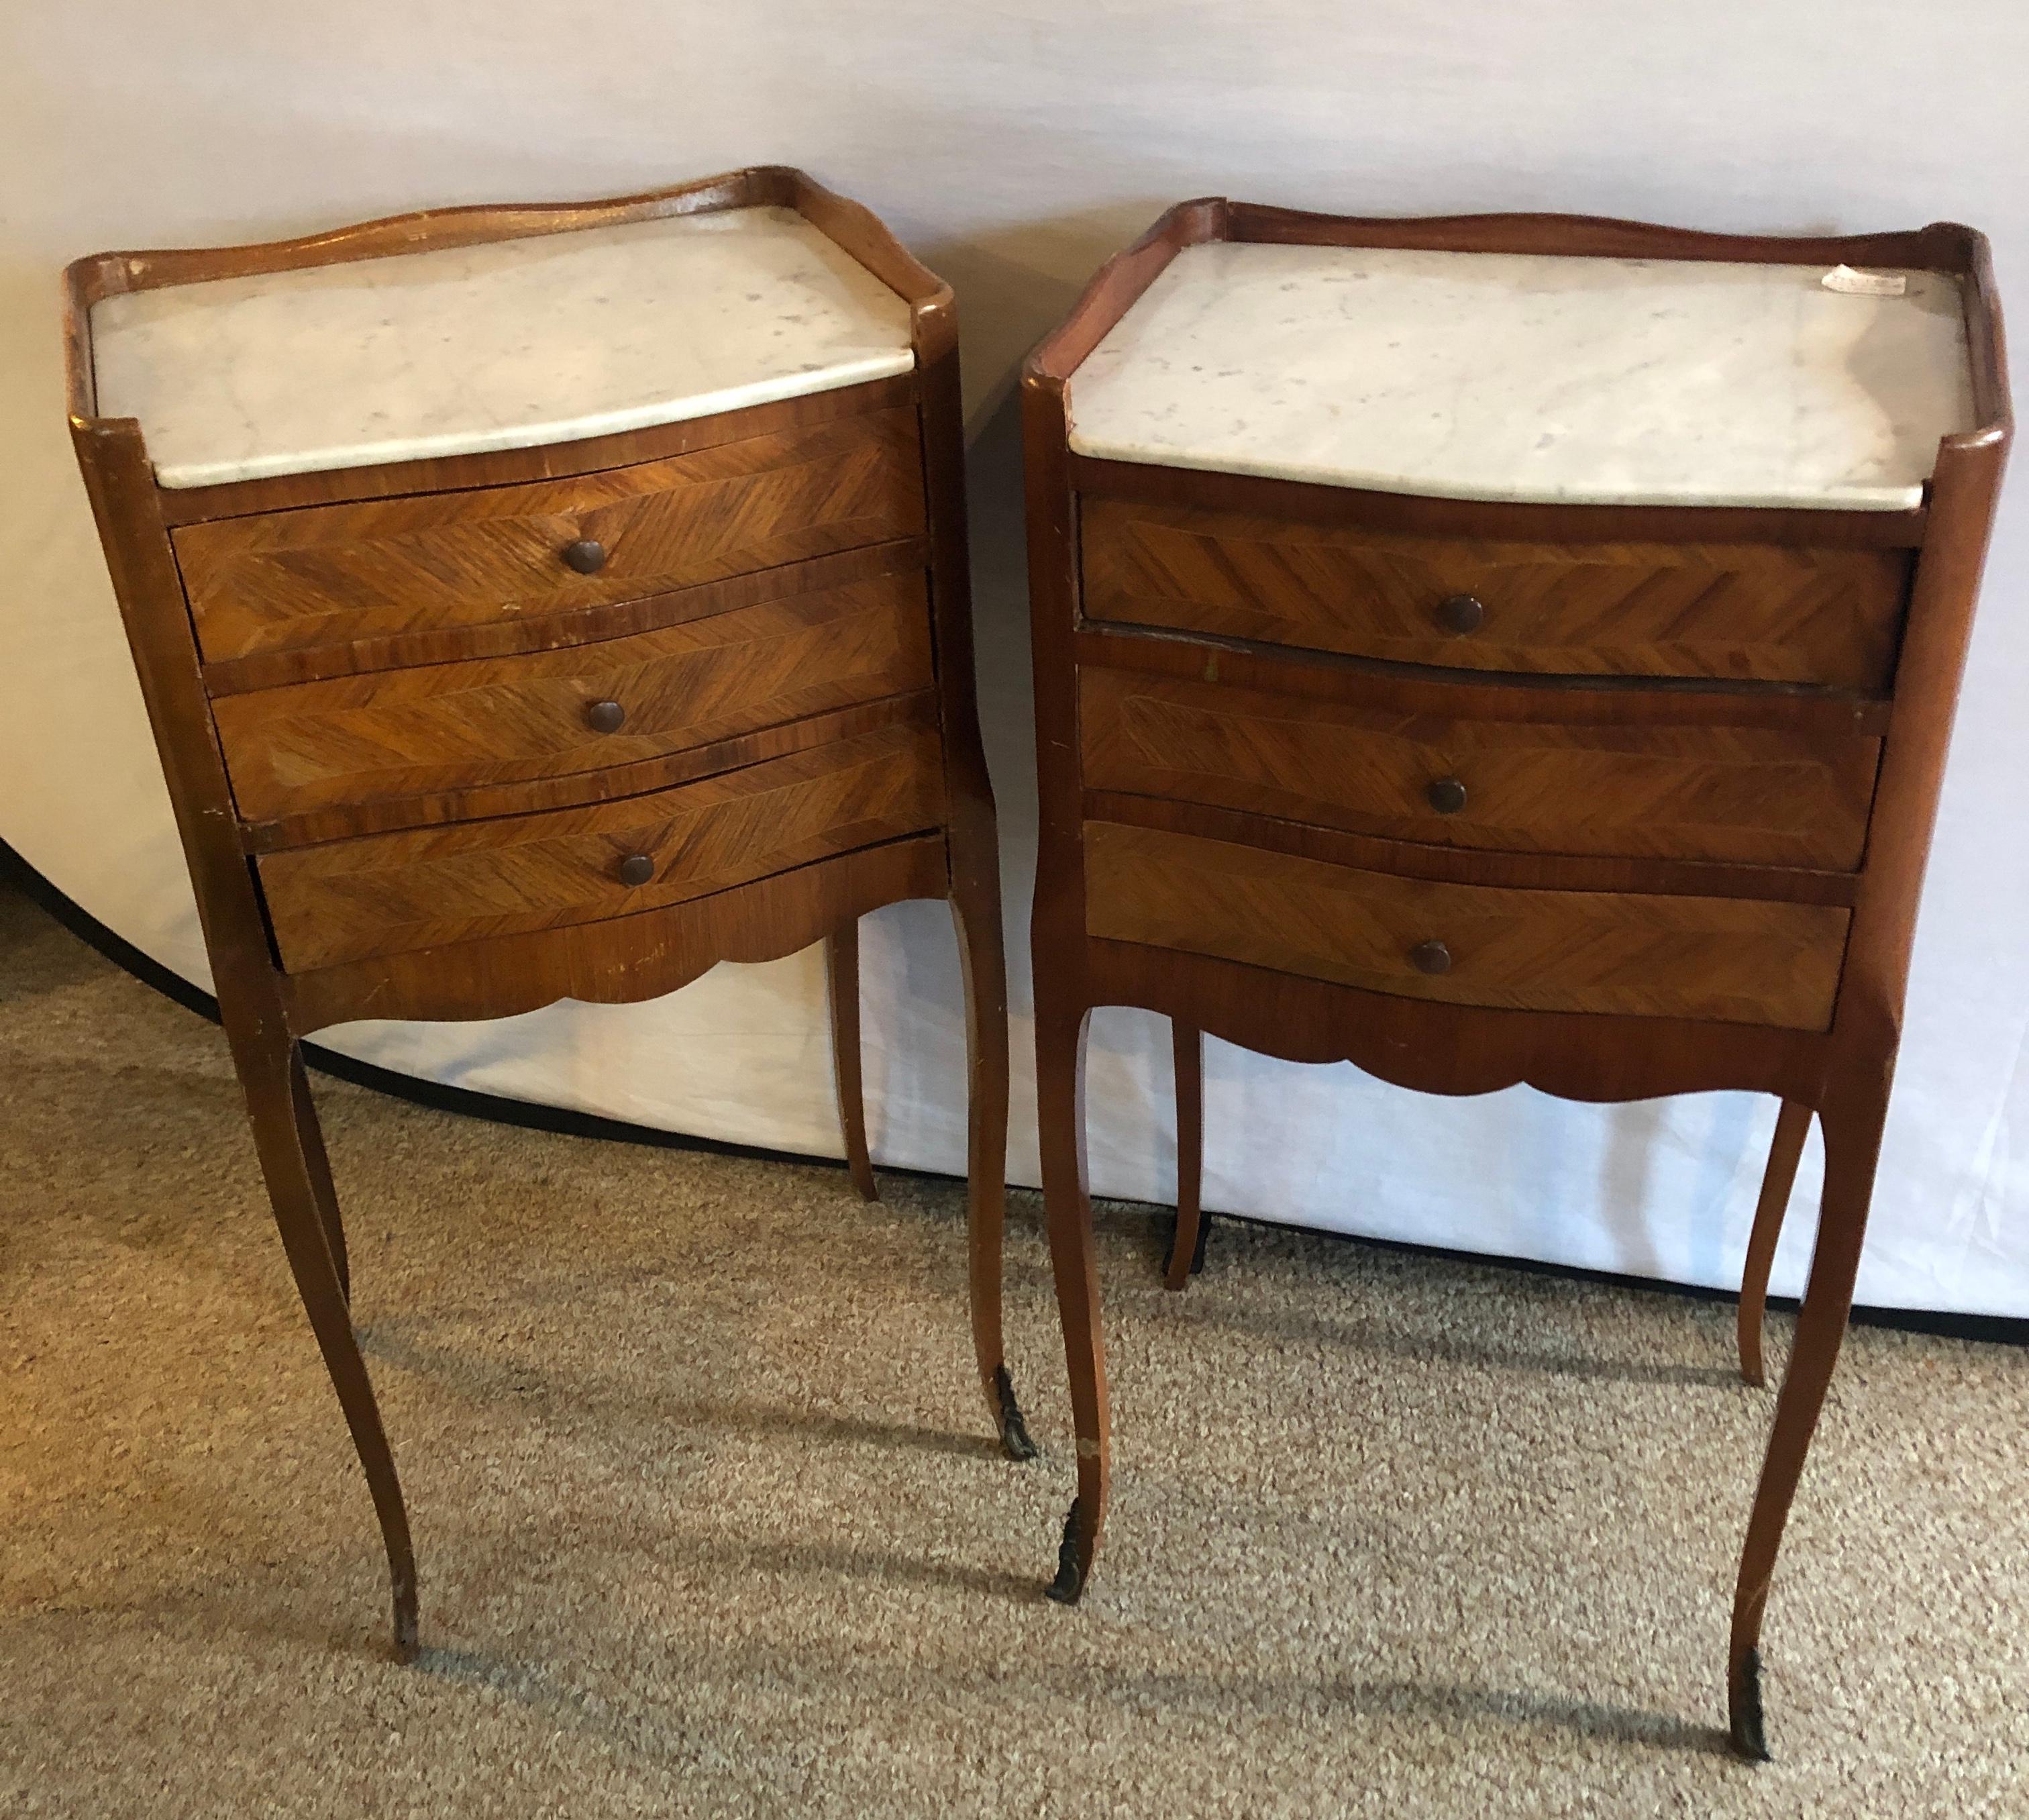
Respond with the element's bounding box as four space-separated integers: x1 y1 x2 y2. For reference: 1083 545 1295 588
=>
5 838 2022 1350
0 840 833 1176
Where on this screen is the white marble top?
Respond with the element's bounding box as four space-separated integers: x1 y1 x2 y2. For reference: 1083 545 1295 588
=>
1067 242 1974 511
89 205 917 488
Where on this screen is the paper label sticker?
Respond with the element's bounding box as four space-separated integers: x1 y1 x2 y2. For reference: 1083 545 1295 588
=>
1822 264 1908 297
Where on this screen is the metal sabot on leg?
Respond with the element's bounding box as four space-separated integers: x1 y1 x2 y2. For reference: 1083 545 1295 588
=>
1730 1648 1769 1761
1047 1497 1087 1605
993 1364 1038 1463
1164 1207 1210 1283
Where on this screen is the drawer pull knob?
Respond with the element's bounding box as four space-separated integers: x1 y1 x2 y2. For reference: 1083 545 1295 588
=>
586 699 627 734
1436 593 1485 635
562 538 608 575
1426 776 1468 815
617 853 655 888
1410 939 1452 976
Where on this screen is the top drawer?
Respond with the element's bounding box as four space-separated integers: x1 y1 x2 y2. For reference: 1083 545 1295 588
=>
1080 497 1912 691
174 407 926 662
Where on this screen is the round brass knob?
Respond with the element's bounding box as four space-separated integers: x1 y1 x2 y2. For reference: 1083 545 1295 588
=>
586 699 627 734
1426 776 1468 815
562 538 607 574
1436 593 1485 635
1410 939 1452 976
617 853 655 887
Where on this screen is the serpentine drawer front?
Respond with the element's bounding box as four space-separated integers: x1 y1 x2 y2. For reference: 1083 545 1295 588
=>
1024 199 2008 1762
260 720 947 972
65 168 1031 1664
174 407 927 662
213 560 936 825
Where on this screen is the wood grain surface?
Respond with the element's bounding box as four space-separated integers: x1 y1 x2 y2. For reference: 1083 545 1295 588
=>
260 721 945 972
283 836 951 1035
1080 666 1882 869
1084 820 1850 1029
240 693 937 854
1084 789 1861 907
176 407 926 661
201 538 929 696
1081 497 1912 689
215 570 934 821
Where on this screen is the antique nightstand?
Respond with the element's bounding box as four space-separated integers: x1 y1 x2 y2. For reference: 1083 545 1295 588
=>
64 167 1032 1660
1023 200 2008 1758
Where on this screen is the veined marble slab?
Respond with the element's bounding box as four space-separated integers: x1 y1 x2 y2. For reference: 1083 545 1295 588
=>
1067 242 1975 511
89 205 917 489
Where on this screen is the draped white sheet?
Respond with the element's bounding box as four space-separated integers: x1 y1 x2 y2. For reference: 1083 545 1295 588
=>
4 1 2025 1315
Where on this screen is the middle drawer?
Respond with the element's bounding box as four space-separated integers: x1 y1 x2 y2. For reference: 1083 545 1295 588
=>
1080 666 1881 870
216 567 933 824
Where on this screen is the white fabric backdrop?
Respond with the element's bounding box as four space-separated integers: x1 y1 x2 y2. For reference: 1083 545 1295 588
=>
3 3 2024 1315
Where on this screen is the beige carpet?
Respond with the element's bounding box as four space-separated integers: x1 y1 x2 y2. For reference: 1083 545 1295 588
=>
3 882 2027 1817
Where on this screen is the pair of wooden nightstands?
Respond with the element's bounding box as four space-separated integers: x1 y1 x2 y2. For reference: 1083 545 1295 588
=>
68 172 2008 1761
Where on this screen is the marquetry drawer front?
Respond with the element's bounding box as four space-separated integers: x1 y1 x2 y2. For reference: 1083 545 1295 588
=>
215 570 935 823
1085 821 1849 1029
1080 498 1911 691
1080 668 1881 870
259 722 945 972
175 407 927 662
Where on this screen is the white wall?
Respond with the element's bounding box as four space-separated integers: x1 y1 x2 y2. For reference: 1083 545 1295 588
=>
4 2 2025 1313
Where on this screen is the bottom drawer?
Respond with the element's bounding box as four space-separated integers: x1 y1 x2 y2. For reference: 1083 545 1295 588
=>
262 721 945 972
1084 821 1848 1030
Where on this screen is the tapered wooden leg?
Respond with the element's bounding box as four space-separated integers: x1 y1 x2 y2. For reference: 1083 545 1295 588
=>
1164 1020 1206 1291
289 1048 350 1305
949 893 1033 1462
233 1023 417 1659
1037 997 1109 1601
825 921 878 1204
1738 1100 1812 1388
1727 1082 1887 1760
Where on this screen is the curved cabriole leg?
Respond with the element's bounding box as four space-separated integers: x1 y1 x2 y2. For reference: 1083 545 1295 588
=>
235 1025 417 1660
289 1046 350 1305
1037 999 1108 1601
1164 1020 1206 1291
1727 1082 1888 1760
949 894 1032 1462
825 921 879 1203
1738 1100 1813 1387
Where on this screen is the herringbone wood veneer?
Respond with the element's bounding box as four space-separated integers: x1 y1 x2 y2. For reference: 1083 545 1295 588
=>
175 409 927 661
215 572 934 822
1080 667 1882 870
1084 819 1849 1029
260 721 945 971
1081 497 1912 689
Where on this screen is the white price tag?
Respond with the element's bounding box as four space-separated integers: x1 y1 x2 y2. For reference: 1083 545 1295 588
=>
1822 264 1908 297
